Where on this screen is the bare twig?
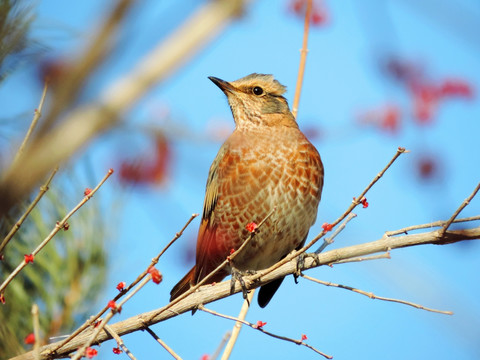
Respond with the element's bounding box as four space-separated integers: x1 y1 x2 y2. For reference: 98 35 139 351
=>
0 167 58 255
0 169 113 295
199 305 332 359
439 182 480 237
221 290 255 360
32 304 40 360
144 327 182 360
13 224 480 360
315 213 357 254
51 213 197 354
302 274 453 315
13 82 48 165
292 0 313 118
211 331 232 360
104 324 137 360
386 215 480 236
332 252 391 265
71 274 153 360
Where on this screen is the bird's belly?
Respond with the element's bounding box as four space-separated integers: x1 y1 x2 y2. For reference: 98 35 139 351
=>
229 194 317 272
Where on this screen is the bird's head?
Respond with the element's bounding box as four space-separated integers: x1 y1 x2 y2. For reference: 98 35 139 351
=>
209 73 297 130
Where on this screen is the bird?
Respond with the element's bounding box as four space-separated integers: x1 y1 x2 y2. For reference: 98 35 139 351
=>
170 73 324 307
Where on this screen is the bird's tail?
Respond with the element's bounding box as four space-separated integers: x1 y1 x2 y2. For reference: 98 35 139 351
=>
170 266 196 302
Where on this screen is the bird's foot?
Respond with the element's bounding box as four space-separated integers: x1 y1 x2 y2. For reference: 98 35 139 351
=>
294 252 308 283
230 267 255 303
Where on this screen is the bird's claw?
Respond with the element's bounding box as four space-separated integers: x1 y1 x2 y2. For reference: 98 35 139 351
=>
294 252 307 283
230 267 255 303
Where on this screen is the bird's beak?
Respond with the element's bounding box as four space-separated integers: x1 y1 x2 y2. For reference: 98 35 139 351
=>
209 76 235 94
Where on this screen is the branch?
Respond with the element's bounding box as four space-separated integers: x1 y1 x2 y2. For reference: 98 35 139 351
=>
301 274 453 315
13 223 479 360
199 304 332 359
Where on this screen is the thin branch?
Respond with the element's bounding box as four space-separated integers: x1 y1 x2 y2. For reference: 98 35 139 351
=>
144 327 182 360
439 181 480 237
71 274 153 360
302 274 453 315
13 224 480 360
32 304 40 360
291 0 313 118
51 213 197 354
199 305 332 359
315 212 356 254
0 166 58 255
386 215 480 236
104 324 137 360
332 252 391 265
211 331 232 360
13 81 48 165
0 169 113 295
221 290 255 360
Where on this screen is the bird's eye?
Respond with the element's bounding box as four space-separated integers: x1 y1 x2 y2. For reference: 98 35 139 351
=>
253 86 264 96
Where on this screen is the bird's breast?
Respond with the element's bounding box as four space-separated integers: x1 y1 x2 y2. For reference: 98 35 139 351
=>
210 127 323 271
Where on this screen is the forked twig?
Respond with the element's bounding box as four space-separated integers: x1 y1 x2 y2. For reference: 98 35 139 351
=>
386 215 480 236
302 274 453 315
198 305 332 359
439 182 480 237
315 213 356 254
144 327 182 360
0 169 113 295
0 167 58 255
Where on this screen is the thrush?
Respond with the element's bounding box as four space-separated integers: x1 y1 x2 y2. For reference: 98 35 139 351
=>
170 73 324 307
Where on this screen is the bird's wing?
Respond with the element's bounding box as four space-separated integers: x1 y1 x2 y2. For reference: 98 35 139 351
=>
194 143 231 283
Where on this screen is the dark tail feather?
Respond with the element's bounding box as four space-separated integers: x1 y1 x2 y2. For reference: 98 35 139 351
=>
257 276 285 308
170 266 195 302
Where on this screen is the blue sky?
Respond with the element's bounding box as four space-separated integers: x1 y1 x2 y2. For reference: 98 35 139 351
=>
2 0 480 359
